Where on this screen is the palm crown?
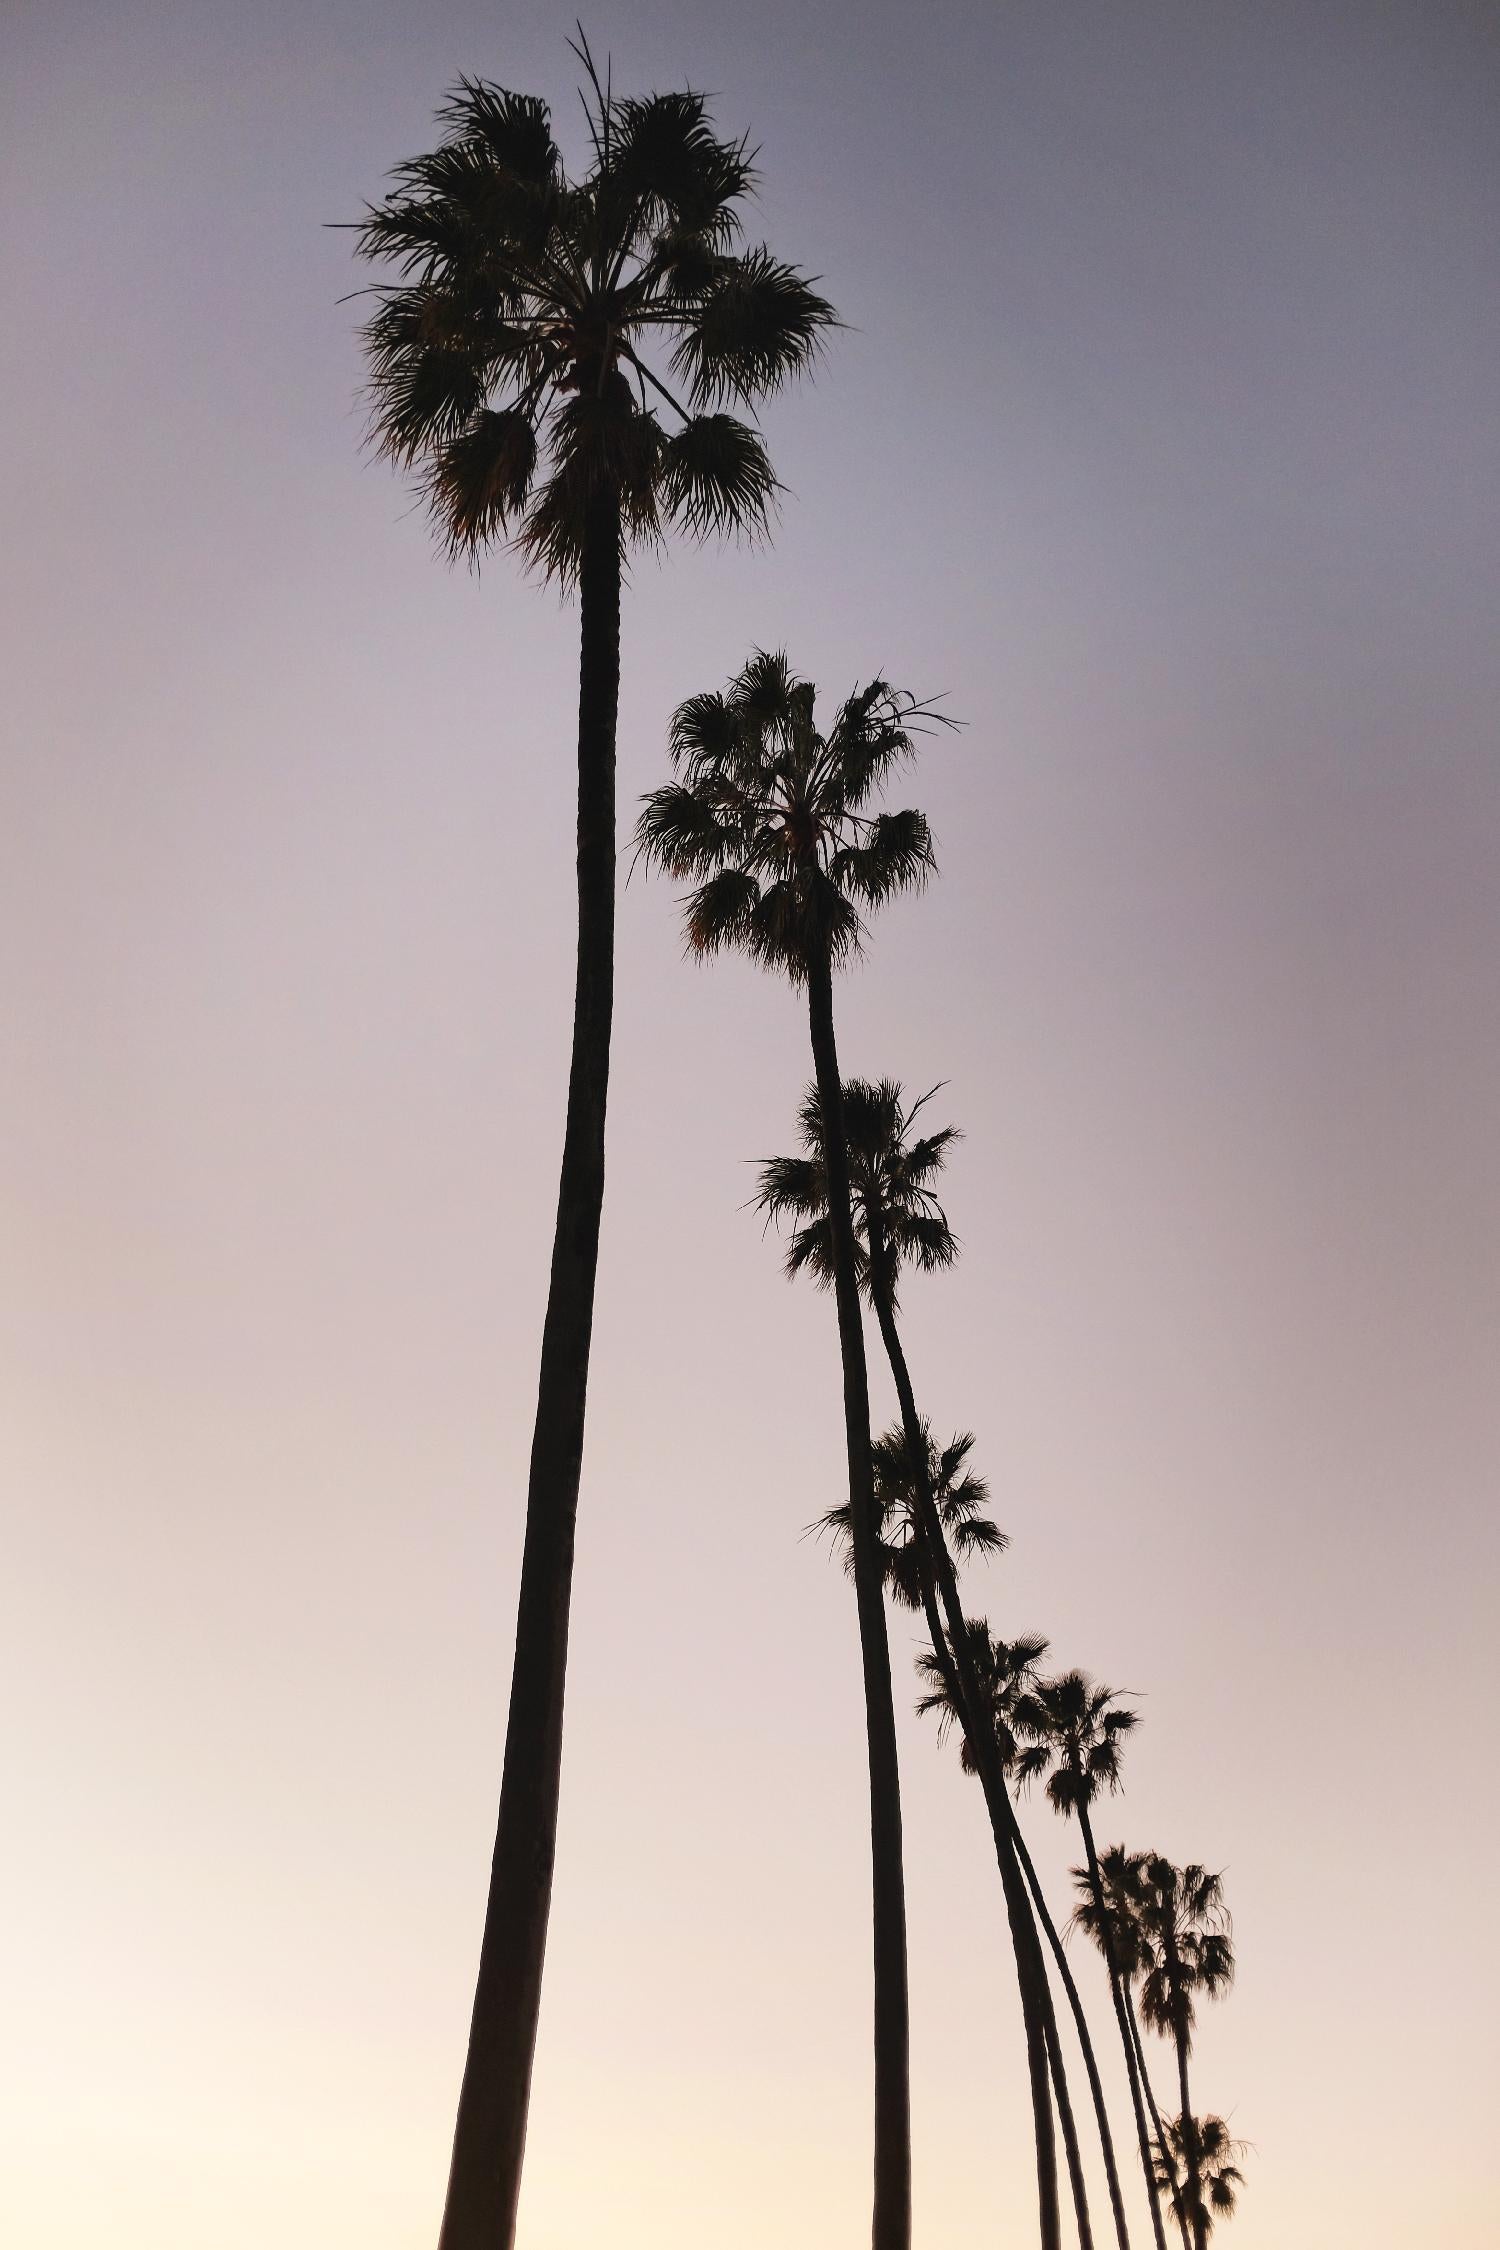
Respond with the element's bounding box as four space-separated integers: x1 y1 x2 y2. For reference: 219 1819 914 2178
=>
819 1425 1007 1612
1153 2115 1247 2232
916 1621 1052 1774
754 1077 959 1303
1011 1669 1140 1817
634 651 941 977
1076 1853 1235 2050
1072 1843 1152 1979
355 47 836 574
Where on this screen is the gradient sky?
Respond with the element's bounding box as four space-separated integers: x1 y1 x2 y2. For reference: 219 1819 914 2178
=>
3 3 1498 2245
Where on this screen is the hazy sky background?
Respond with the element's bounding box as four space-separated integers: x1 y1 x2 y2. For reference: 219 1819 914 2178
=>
3 2 1497 2245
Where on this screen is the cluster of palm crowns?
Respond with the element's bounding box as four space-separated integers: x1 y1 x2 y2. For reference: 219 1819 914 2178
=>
354 35 1247 2250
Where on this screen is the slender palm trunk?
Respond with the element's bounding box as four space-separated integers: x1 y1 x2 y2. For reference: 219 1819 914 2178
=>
1126 1989 1190 2250
806 957 911 2250
1169 2014 1208 2250
1076 1808 1170 2250
1040 1984 1095 2250
1010 1823 1133 2250
438 490 622 2250
864 1236 1060 2250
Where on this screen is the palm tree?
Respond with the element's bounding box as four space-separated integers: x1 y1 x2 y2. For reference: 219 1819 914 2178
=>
755 1081 1071 2250
1079 1856 1235 2250
636 654 946 2250
1153 2116 1246 2239
1013 1673 1172 2250
1073 1849 1191 2250
915 1617 1128 2250
354 53 835 2250
819 1423 1008 1609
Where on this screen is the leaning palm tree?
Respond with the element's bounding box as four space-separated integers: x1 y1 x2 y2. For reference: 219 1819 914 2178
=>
354 52 835 2250
1126 1858 1235 2250
1153 2116 1247 2239
1013 1672 1172 2250
636 654 945 2250
757 1083 1071 2249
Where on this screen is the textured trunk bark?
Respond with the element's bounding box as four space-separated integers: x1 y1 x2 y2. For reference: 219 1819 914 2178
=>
806 960 912 2250
1077 1807 1169 2250
1010 1821 1132 2250
438 489 622 2250
864 1237 1061 2250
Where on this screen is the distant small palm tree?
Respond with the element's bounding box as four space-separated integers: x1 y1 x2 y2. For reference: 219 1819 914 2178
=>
637 655 947 2250
1013 1673 1172 2250
756 1080 1072 2249
1153 2116 1247 2238
355 50 834 2250
1077 1855 1235 2250
1073 1849 1190 2248
915 1620 1133 2250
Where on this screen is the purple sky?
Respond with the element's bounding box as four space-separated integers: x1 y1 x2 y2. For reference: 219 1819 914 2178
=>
3 3 1498 2245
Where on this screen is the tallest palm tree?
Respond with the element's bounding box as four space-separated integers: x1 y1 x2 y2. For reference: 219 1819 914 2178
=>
355 48 834 2250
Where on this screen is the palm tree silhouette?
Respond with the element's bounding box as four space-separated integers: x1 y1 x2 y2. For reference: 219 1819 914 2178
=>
755 1079 1071 2249
1076 1855 1235 2250
353 51 834 2250
1013 1672 1172 2250
914 1618 1121 2250
636 655 946 2250
1073 1849 1191 2249
1153 2116 1247 2239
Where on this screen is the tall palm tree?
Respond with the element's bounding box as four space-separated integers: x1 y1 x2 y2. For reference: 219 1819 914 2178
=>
1013 1673 1172 2250
354 53 835 2250
756 1081 1072 2250
1079 1855 1235 2250
636 655 945 2250
1153 2117 1247 2240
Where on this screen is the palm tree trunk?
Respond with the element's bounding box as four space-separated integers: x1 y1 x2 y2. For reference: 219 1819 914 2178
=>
806 956 911 2250
1126 1991 1190 2250
864 1244 1062 2250
1076 1807 1170 2250
438 488 622 2250
1011 1822 1133 2250
1040 1977 1096 2250
1170 2022 1208 2250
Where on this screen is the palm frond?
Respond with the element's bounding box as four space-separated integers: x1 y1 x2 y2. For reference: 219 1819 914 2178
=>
830 808 935 906
658 414 779 538
674 246 837 405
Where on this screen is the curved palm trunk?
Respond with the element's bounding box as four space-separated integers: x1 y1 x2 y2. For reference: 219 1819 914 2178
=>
1076 1807 1170 2250
1125 1986 1190 2250
806 957 911 2250
439 489 622 2250
1010 1823 1133 2250
864 1237 1061 2250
